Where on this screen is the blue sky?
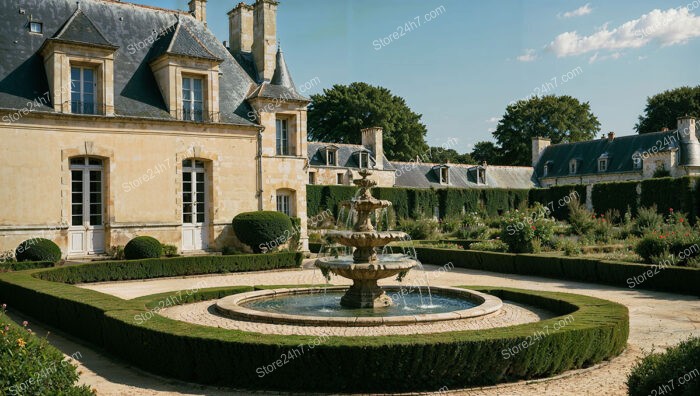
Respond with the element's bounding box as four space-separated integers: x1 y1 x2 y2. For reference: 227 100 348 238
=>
140 0 700 154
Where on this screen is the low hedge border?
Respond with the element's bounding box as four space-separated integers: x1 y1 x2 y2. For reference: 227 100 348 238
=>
0 261 53 272
414 247 700 296
35 252 303 284
0 261 628 393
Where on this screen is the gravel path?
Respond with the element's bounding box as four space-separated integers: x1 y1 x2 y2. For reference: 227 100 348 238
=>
14 261 699 395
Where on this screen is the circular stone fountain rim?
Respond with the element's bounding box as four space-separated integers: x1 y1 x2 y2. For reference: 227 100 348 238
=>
215 286 502 327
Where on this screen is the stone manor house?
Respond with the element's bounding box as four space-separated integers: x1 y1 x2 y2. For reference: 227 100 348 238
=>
0 0 697 258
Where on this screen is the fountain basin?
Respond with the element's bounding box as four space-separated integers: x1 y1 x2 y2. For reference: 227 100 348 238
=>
328 231 410 248
215 286 502 327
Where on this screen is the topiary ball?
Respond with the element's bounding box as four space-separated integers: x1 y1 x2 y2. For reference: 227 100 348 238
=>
232 211 294 253
15 238 61 262
124 236 163 260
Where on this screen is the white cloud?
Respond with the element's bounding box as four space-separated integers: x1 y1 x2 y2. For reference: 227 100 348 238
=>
486 117 500 123
516 48 537 62
638 55 648 60
548 7 700 57
588 51 622 64
559 3 593 19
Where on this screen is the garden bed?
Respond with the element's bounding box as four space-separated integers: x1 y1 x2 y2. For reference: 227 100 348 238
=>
414 247 700 296
0 256 628 393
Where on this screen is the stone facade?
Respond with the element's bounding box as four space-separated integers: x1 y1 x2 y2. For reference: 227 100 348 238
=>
0 0 309 257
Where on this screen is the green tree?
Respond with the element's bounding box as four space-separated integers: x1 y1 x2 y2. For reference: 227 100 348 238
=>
426 147 475 164
308 82 429 161
636 86 700 133
471 141 500 164
492 95 600 166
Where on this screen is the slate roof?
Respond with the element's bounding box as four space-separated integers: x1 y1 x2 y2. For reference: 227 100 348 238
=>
392 162 538 189
247 48 308 102
153 21 221 62
308 142 394 170
535 130 681 178
0 0 256 125
52 8 115 47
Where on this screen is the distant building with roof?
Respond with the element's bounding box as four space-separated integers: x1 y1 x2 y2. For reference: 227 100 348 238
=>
532 116 700 187
308 127 537 190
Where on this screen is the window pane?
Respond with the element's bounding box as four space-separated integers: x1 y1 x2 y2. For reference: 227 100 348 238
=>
183 213 192 224
195 160 204 169
88 158 102 166
70 158 84 166
90 215 102 226
71 68 80 82
83 69 94 82
196 172 204 183
183 171 192 182
196 213 205 223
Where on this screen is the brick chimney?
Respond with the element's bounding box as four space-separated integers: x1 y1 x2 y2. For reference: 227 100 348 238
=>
188 0 207 24
362 127 384 170
253 0 279 82
228 2 254 52
608 131 615 141
531 137 551 167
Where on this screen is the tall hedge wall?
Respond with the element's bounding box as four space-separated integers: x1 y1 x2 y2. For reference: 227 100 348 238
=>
592 181 640 216
640 177 697 220
529 184 588 220
308 185 528 220
306 185 357 218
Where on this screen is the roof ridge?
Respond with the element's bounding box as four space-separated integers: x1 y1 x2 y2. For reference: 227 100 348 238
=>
95 0 190 15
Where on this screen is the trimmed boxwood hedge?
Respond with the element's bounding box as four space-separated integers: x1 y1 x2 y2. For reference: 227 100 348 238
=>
36 252 303 284
529 184 588 220
414 247 700 296
0 262 628 393
15 238 61 262
124 236 162 260
0 261 53 272
592 181 640 216
641 177 698 221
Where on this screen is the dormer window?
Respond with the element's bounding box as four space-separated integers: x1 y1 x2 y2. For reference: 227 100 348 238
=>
633 153 642 170
438 166 449 184
29 22 43 34
356 151 370 169
182 77 204 122
477 168 486 184
71 67 96 115
326 149 337 166
543 164 549 177
598 158 608 172
569 159 578 174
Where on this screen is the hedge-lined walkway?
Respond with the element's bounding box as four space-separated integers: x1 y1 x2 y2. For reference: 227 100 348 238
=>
44 261 700 394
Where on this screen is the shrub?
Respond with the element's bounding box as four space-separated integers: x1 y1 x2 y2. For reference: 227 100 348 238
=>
592 214 616 243
397 218 439 240
500 204 555 253
635 206 664 235
14 239 61 263
454 212 489 239
232 211 294 253
0 261 53 272
556 238 582 256
161 244 179 257
635 235 667 263
568 197 595 236
627 337 699 396
469 240 508 252
0 305 92 395
635 230 700 265
124 236 163 260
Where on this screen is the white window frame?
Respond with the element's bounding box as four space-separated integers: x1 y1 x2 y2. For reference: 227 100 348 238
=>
633 154 642 170
358 152 370 169
276 119 289 156
182 76 204 122
276 193 291 216
71 66 96 115
326 149 337 166
543 165 549 177
440 167 449 184
598 159 608 172
569 159 578 174
69 157 104 227
29 22 43 34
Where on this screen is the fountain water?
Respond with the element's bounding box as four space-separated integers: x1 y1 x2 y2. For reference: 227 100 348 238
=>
314 169 418 308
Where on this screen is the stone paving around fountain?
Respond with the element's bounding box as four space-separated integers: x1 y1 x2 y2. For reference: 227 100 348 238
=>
69 260 700 395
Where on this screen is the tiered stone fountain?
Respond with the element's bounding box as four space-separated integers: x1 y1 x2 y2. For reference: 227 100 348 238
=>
315 169 418 308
